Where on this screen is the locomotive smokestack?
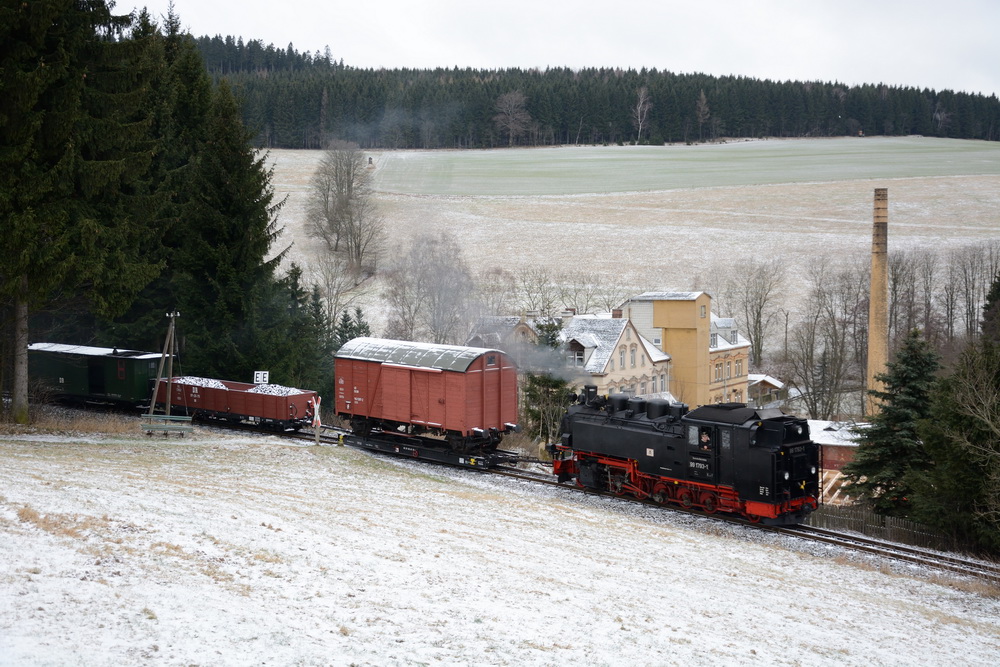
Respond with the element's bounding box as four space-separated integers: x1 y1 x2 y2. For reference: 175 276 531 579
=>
865 188 889 417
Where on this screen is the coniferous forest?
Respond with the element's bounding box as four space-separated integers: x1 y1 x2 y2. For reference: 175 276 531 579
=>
193 36 1000 149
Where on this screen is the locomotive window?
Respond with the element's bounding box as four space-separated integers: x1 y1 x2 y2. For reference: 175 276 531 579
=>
720 429 732 451
688 425 699 446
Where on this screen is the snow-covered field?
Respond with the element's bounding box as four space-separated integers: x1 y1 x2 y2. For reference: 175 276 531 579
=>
3 425 999 666
266 138 1000 330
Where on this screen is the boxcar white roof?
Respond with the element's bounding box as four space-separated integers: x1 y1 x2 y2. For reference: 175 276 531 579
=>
28 342 162 360
335 337 507 372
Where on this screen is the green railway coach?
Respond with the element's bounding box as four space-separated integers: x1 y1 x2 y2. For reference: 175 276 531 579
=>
28 343 166 407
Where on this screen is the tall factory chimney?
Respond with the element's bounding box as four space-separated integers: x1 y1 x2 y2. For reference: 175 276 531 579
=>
865 188 889 417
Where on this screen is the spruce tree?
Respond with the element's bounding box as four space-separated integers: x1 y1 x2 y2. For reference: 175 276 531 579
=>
911 340 1000 552
842 329 940 516
1 1 161 422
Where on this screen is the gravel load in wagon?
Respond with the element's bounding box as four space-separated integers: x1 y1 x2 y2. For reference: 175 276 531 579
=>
155 377 317 428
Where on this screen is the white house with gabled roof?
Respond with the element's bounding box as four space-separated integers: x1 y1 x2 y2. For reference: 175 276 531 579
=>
560 314 674 400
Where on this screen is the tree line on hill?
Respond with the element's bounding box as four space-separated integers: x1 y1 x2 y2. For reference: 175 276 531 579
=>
192 35 1000 149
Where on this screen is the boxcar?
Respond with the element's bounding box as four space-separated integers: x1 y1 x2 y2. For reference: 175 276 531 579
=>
154 377 317 430
28 342 164 407
334 337 519 451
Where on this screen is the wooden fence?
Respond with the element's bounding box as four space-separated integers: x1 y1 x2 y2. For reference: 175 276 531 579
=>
806 504 956 552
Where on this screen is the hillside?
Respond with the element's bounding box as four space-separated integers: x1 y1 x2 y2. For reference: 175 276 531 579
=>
2 425 999 665
267 137 1000 332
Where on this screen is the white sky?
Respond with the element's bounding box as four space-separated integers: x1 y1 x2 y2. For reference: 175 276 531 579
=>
129 0 1000 97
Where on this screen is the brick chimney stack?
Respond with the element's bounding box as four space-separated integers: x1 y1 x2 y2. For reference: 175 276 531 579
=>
865 188 889 417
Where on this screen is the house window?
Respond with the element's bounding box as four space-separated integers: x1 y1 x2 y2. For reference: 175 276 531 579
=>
700 305 706 318
735 359 743 377
619 349 625 368
660 374 666 392
710 333 718 347
569 350 584 367
610 359 615 371
626 328 631 339
640 381 647 394
714 363 723 382
630 348 636 367
654 337 661 346
641 354 645 367
726 361 731 378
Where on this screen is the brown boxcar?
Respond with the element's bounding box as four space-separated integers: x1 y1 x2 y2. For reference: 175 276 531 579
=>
154 377 317 430
334 337 518 450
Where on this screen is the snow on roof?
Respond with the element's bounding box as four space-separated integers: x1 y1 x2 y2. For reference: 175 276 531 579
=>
28 342 162 360
809 420 859 447
336 337 505 373
561 317 628 373
748 373 785 390
626 291 705 302
561 317 668 374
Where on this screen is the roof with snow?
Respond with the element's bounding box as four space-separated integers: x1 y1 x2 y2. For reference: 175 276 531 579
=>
748 374 784 390
335 337 505 373
626 291 705 302
561 316 669 374
28 342 162 360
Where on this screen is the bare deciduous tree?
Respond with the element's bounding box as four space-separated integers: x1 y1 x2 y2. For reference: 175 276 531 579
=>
695 89 711 142
310 253 363 334
721 257 786 367
516 268 560 316
307 140 384 280
786 257 866 420
493 91 531 147
475 267 518 316
631 86 651 144
383 232 475 344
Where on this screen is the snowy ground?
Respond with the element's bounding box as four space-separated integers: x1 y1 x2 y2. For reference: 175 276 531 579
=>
265 139 1000 334
2 426 999 666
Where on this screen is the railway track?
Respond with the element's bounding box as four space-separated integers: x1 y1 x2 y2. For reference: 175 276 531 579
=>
186 420 1000 585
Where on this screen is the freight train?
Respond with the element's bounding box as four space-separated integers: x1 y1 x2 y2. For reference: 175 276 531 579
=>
550 385 821 524
29 337 820 523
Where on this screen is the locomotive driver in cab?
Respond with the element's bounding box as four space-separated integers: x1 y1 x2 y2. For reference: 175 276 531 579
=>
699 430 712 450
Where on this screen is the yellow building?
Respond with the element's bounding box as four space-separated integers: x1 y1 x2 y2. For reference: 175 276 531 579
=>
618 292 749 407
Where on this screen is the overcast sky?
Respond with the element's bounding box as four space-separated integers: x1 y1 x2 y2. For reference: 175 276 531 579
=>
130 1 1000 97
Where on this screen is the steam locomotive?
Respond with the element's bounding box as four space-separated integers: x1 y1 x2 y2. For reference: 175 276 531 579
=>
550 386 821 525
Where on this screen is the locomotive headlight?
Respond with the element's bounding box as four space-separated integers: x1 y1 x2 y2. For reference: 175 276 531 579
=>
811 466 817 475
783 471 790 481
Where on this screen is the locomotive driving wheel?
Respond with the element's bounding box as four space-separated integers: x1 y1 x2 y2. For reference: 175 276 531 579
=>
701 493 718 514
676 488 694 509
651 483 670 505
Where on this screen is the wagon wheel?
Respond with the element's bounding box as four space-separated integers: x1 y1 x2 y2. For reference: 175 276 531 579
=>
701 493 718 514
746 513 762 524
651 483 670 505
676 489 694 509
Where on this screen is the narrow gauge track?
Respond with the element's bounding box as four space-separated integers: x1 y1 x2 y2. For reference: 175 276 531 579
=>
206 420 1000 585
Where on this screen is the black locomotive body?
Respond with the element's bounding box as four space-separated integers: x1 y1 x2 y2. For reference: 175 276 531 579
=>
552 386 820 525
